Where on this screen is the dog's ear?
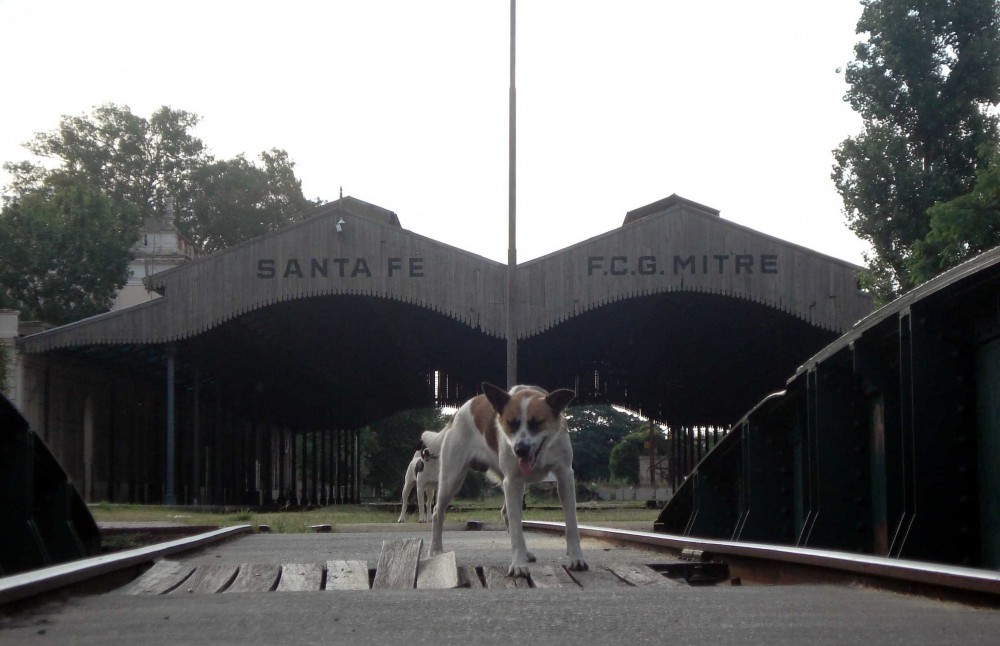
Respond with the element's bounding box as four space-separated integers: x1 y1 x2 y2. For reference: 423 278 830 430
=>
546 389 575 415
482 382 511 415
414 460 425 474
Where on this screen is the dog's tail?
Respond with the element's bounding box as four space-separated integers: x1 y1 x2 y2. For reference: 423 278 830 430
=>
420 422 448 457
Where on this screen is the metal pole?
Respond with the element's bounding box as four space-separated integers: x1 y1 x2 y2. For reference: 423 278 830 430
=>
649 418 656 486
506 0 518 388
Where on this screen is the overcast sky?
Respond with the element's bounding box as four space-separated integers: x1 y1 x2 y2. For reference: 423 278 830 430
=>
0 0 870 265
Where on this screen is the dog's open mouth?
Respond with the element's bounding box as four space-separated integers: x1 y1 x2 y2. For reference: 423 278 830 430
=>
517 438 546 475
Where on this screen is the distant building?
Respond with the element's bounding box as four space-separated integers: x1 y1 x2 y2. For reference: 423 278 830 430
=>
112 198 198 310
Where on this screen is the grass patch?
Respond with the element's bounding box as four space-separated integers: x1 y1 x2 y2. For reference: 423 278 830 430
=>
233 507 255 522
88 497 658 533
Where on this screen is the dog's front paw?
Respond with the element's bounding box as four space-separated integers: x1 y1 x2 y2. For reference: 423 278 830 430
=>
507 563 531 578
567 558 588 571
526 551 537 563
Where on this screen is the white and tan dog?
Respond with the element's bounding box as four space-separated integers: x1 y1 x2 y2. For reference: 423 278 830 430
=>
396 440 439 523
425 383 586 577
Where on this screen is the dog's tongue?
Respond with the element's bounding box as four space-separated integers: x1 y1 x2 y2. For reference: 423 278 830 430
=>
518 457 533 475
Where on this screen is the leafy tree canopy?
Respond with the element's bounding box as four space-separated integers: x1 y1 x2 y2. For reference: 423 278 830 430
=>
608 430 670 485
910 147 1000 281
833 0 1000 301
564 405 649 482
0 174 138 324
10 104 208 226
1 103 319 324
184 149 316 253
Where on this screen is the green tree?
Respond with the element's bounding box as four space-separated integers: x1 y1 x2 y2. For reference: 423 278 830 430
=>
10 104 208 226
2 104 318 324
832 0 1000 301
607 430 670 485
608 441 640 485
564 405 647 482
909 147 1000 281
0 176 139 324
182 149 317 253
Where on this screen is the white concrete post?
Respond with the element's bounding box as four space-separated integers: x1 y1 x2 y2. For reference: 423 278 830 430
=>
0 309 20 408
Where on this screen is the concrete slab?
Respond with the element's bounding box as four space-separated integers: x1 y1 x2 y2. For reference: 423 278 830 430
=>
4 580 1000 645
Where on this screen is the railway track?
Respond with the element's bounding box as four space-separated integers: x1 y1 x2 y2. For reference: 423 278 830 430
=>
525 521 1000 605
2 522 999 608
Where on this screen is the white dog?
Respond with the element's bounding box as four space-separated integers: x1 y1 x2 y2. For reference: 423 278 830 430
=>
425 383 586 577
396 441 439 523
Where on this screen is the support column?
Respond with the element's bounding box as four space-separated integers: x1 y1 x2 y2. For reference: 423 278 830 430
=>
164 346 177 505
291 430 298 505
192 365 200 504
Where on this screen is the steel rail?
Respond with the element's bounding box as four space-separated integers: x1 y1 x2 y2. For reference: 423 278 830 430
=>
0 525 253 606
524 521 1000 597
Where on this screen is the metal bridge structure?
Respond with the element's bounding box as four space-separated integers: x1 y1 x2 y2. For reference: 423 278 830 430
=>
8 195 871 507
1 393 100 575
655 246 1000 570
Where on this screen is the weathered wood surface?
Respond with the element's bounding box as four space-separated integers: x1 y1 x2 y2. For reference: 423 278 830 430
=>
481 566 531 589
18 197 870 354
529 565 578 589
224 563 280 593
117 560 194 595
371 539 422 590
518 203 872 336
167 564 239 595
325 560 370 591
458 566 484 589
114 557 691 593
276 563 324 591
604 563 672 587
565 566 632 589
415 552 460 589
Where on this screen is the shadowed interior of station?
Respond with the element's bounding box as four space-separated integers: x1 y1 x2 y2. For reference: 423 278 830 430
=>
62 291 837 430
189 296 507 428
63 295 506 430
520 292 837 426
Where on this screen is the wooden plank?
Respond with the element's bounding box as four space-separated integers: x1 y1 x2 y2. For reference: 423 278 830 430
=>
481 565 530 589
276 563 324 591
0 525 252 606
116 560 194 595
564 566 631 589
604 563 671 587
167 564 239 594
224 563 280 593
325 560 370 591
415 552 460 589
529 565 578 589
372 539 422 590
458 565 484 589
